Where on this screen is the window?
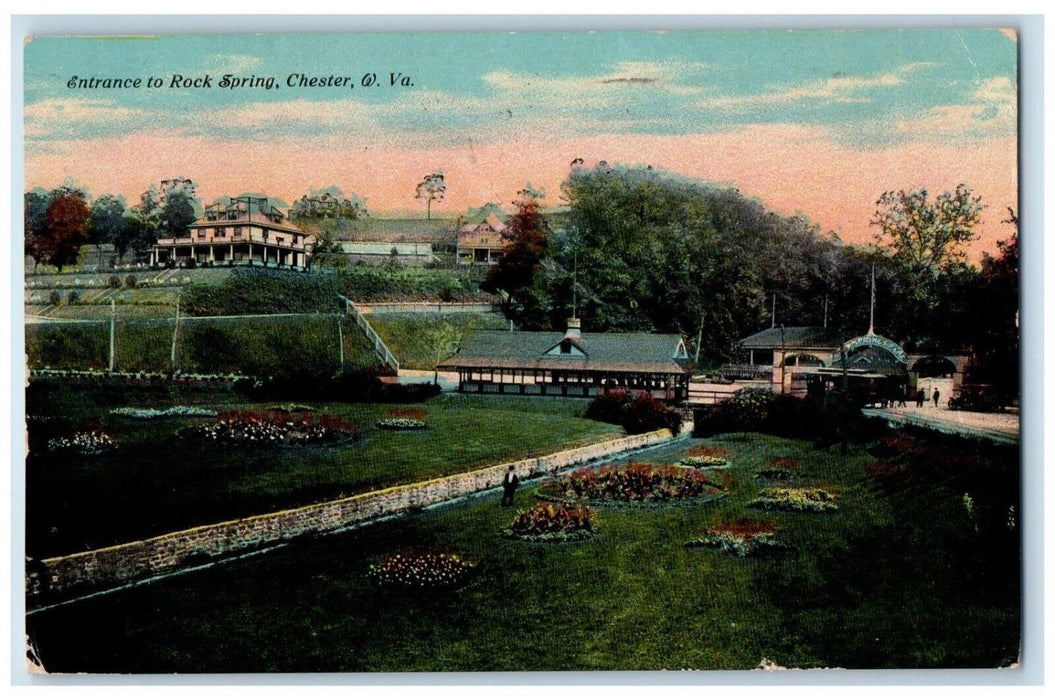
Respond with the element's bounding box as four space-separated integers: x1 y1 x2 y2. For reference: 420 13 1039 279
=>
233 227 243 238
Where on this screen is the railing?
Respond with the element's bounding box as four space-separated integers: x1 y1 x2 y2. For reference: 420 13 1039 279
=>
338 294 400 372
686 388 738 405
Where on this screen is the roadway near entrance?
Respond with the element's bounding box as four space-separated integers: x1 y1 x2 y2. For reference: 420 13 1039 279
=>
863 404 1019 444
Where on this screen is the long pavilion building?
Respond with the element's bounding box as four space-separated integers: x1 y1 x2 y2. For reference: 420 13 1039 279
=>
438 318 692 400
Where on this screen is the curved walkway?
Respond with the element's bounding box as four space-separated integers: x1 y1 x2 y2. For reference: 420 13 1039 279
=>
863 405 1018 444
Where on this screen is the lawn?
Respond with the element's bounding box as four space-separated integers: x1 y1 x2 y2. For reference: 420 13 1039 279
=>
25 314 378 375
26 430 1020 672
25 394 620 558
368 311 509 370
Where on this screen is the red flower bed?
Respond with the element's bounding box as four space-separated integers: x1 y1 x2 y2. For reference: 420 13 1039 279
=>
539 462 730 504
505 502 597 542
182 409 360 446
385 407 428 422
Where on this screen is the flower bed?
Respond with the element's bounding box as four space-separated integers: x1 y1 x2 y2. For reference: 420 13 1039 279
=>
47 430 114 455
678 455 728 469
181 410 360 447
754 456 802 480
504 502 598 542
110 406 218 419
538 462 731 505
748 487 838 513
368 549 476 590
376 418 427 431
686 518 781 556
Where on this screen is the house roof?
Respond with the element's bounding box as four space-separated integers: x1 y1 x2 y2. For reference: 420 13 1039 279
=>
438 329 689 374
741 326 845 350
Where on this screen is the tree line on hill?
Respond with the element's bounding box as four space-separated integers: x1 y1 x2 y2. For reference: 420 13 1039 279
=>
24 179 202 271
483 164 1018 397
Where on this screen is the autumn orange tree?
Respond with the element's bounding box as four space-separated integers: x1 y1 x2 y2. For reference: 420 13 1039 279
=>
28 187 92 271
484 186 550 318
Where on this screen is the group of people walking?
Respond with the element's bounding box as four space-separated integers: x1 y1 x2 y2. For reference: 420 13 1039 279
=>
878 386 942 409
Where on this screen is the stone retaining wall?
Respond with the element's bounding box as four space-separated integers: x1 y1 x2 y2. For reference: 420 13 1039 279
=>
32 425 687 600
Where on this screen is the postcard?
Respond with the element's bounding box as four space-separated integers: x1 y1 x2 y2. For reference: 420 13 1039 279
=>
19 25 1023 675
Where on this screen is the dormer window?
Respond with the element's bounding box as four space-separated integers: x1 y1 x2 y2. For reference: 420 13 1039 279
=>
560 339 572 354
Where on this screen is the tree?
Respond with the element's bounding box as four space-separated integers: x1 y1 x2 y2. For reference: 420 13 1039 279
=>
415 172 446 220
969 207 1019 399
88 194 128 250
484 187 549 317
161 191 197 237
24 190 50 270
870 184 984 277
307 221 349 270
870 185 985 349
39 187 92 271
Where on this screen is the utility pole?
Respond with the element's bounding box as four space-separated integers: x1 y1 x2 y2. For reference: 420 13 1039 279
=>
823 293 829 328
770 292 776 328
108 299 116 372
170 293 181 375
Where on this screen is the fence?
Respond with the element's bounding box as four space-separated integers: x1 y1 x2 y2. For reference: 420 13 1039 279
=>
338 295 400 372
25 312 377 376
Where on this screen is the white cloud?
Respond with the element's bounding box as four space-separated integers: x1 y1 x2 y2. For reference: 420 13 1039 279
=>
695 62 937 111
23 98 155 137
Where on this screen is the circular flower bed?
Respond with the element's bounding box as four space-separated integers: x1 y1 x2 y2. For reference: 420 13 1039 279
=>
182 410 360 447
538 462 731 505
748 486 838 513
46 430 114 455
504 502 598 542
376 418 427 431
368 549 476 590
686 518 781 556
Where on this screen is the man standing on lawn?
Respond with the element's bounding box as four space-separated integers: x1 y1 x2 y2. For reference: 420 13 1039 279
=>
501 466 519 507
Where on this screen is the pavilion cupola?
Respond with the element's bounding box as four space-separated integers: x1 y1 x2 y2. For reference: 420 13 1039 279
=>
564 318 582 340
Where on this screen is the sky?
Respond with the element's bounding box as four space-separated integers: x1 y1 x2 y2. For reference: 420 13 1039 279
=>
22 29 1018 259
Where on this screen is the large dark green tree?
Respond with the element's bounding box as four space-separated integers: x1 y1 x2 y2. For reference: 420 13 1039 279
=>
87 194 128 248
869 184 985 350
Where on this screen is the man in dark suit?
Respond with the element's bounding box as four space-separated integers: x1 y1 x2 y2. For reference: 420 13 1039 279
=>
501 466 519 507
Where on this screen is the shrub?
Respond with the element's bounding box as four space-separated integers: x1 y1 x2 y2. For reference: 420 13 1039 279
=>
49 290 62 306
585 389 682 435
108 274 123 289
125 274 137 289
67 290 81 304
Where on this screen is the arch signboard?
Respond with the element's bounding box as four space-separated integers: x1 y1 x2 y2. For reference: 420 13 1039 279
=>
840 335 908 365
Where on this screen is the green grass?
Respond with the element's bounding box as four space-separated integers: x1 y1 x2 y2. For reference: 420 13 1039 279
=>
25 431 1020 672
25 315 378 375
26 394 619 557
368 312 509 370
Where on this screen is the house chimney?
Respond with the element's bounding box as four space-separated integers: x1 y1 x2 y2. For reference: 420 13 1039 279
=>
565 318 582 339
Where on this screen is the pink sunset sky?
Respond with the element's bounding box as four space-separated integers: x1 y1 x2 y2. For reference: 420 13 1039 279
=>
24 125 1018 260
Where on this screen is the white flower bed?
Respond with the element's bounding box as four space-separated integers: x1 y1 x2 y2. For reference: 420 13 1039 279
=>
110 406 218 419
47 431 114 455
376 418 427 430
